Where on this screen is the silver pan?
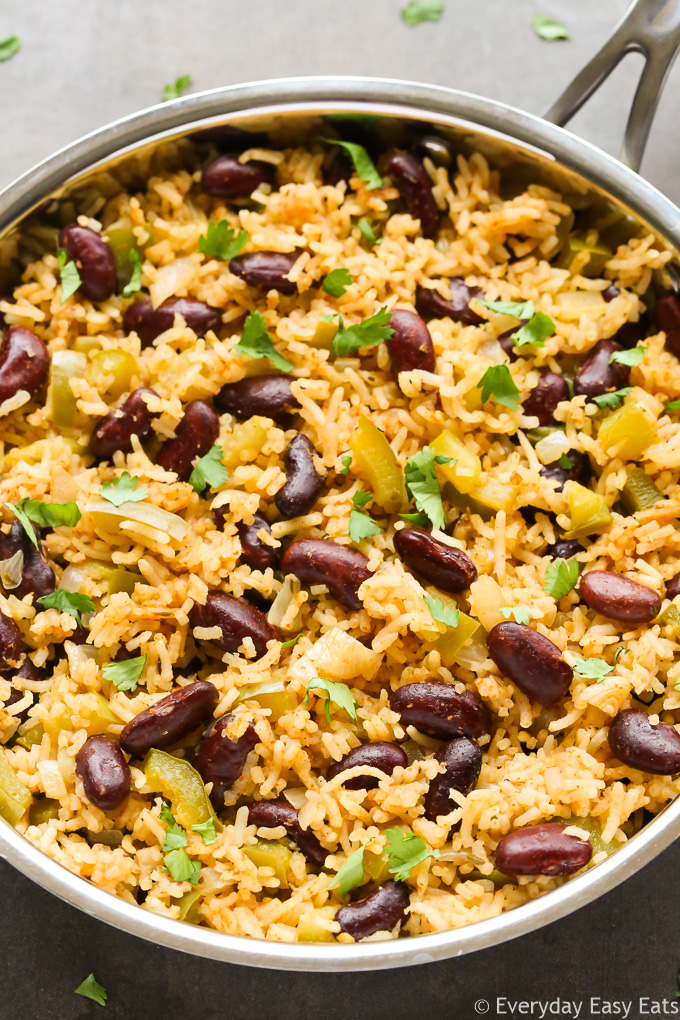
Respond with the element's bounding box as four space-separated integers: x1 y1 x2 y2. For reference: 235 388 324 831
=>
0 0 679 973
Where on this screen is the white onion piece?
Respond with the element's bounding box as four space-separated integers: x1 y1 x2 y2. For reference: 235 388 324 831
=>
149 257 197 310
59 564 87 593
468 576 507 632
267 574 301 631
0 549 23 589
307 627 381 680
553 291 606 319
535 429 571 465
86 499 188 549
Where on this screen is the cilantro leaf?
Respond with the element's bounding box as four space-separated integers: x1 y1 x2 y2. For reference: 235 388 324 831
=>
665 398 680 414
330 306 393 357
0 36 20 62
542 557 580 599
4 501 38 548
558 453 574 469
36 590 96 625
99 472 148 508
339 455 352 475
532 14 570 40
423 593 460 629
401 0 444 26
404 446 446 530
476 365 520 410
348 509 382 542
510 311 555 349
322 268 352 297
281 631 305 648
385 827 439 881
610 343 646 367
592 387 632 410
188 444 228 494
198 220 249 261
122 249 142 298
357 218 377 245
351 489 372 510
160 802 177 826
303 676 358 725
573 656 614 682
233 310 294 372
4 498 82 546
162 820 187 853
614 645 625 665
75 974 107 1007
400 512 431 527
478 299 535 319
499 606 533 625
102 654 146 693
57 248 81 303
327 846 365 897
320 138 383 190
162 74 192 102
164 846 201 884
192 818 217 845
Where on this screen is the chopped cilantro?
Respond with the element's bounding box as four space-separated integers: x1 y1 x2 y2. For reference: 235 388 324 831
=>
385 827 439 881
592 387 632 410
614 645 625 665
558 453 574 469
542 557 580 599
351 489 372 510
423 593 460 629
327 846 365 896
478 299 535 318
198 220 249 261
339 455 352 475
303 676 358 725
400 512 431 527
4 498 81 547
348 509 382 542
122 249 142 298
476 364 520 410
532 14 570 40
99 472 148 508
162 74 192 102
36 590 96 626
499 606 533 625
233 310 294 372
665 398 680 414
281 631 305 649
164 846 201 884
57 248 81 303
102 654 146 693
162 819 187 853
610 343 646 367
510 311 555 349
404 446 446 531
330 306 393 356
188 444 228 494
573 656 615 682
357 218 378 245
322 267 352 297
0 36 20 62
401 0 444 25
191 818 217 845
320 138 383 190
75 974 107 1007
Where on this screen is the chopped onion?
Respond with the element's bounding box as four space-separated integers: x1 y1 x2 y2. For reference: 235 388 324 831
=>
468 575 507 632
307 627 381 680
0 549 23 589
477 339 507 361
282 787 308 810
59 564 88 593
149 257 197 310
267 574 301 631
553 291 606 319
453 629 489 669
86 498 188 549
535 429 571 465
36 760 67 798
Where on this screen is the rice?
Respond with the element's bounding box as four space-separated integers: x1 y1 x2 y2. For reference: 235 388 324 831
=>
0 131 678 943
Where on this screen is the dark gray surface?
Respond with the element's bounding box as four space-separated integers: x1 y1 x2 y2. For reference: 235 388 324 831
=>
1 1 680 1016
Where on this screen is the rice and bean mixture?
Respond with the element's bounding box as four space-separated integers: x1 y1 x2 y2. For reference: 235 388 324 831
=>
0 129 679 944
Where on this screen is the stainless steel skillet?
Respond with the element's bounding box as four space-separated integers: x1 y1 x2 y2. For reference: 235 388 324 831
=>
0 0 679 973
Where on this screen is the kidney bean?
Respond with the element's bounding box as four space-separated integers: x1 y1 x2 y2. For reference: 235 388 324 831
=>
90 386 158 460
540 450 590 492
424 736 482 823
156 400 219 482
393 527 477 594
229 251 301 295
247 798 326 864
495 823 593 877
0 520 55 601
120 680 218 757
75 734 131 810
214 375 299 423
666 573 680 599
603 284 620 302
201 152 276 198
497 322 526 362
326 742 408 790
415 279 483 325
212 508 279 571
545 538 584 561
0 612 23 670
523 372 569 426
194 714 258 810
614 315 650 350
608 708 680 774
59 224 116 302
274 434 325 520
387 309 435 376
487 623 572 706
326 151 353 187
387 152 439 238
0 326 49 404
123 298 222 349
189 591 276 659
655 294 680 358
336 881 410 940
579 570 661 623
390 682 492 740
280 539 372 611
573 339 629 399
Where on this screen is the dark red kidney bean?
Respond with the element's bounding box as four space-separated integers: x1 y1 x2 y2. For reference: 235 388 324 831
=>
613 314 650 350
201 153 276 198
156 400 219 482
387 152 440 238
280 539 372 611
90 386 158 460
247 798 326 864
119 680 218 757
215 375 299 423
387 309 435 375
212 508 279 571
579 570 661 623
524 372 569 426
424 736 482 823
0 612 23 670
546 538 584 561
487 623 572 706
229 251 301 295
573 339 629 399
393 527 477 594
655 294 680 358
336 881 410 940
540 450 590 493
0 326 49 404
189 591 276 659
75 734 131 810
194 714 258 810
326 742 408 790
495 823 593 877
666 572 680 599
603 284 620 302
390 682 492 740
274 434 325 520
123 299 222 349
608 708 680 774
59 224 116 302
326 151 353 187
0 520 55 601
415 279 483 325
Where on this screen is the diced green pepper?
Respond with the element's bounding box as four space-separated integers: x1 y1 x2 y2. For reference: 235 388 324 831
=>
431 429 481 494
14 722 44 751
221 417 269 472
621 468 663 514
563 482 612 540
104 227 142 291
599 404 658 461
526 426 566 446
656 603 680 636
49 350 87 430
177 887 203 924
464 868 511 887
297 906 338 942
363 848 391 885
87 349 139 400
143 748 213 829
557 237 612 278
29 797 60 825
349 415 406 513
235 680 297 720
242 840 293 888
310 320 339 350
0 747 32 824
563 815 621 861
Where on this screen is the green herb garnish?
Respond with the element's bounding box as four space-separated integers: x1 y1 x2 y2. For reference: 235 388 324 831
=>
511 311 555 349
320 139 383 190
385 827 439 880
281 632 305 649
322 267 352 297
339 455 352 474
303 676 358 725
404 446 447 531
542 557 580 599
327 846 365 896
162 74 192 102
36 590 96 626
348 509 382 542
188 444 228 495
99 472 148 508
592 387 632 410
0 36 20 62
4 498 82 547
532 14 569 40
330 306 393 357
610 343 646 367
357 218 378 245
233 310 294 372
57 248 81 303
102 654 146 693
75 974 107 1007
192 818 217 845
478 299 535 318
423 593 459 629
558 453 574 469
401 0 444 25
573 657 615 682
499 606 533 625
476 364 520 410
122 249 142 298
198 220 249 261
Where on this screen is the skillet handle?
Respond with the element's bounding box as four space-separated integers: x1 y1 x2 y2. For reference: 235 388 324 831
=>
544 0 680 173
